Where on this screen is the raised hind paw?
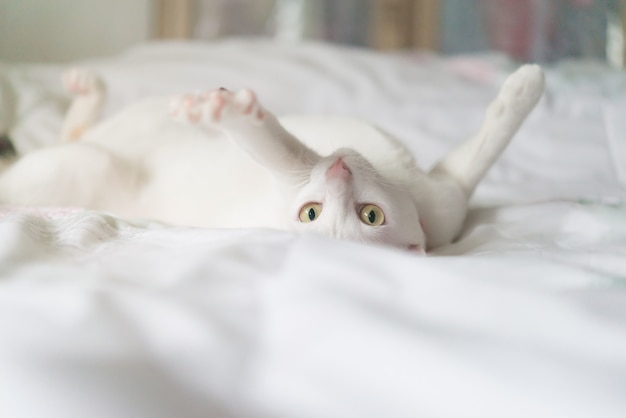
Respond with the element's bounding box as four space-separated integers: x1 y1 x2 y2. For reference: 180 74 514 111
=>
62 68 104 96
492 64 545 116
169 88 266 125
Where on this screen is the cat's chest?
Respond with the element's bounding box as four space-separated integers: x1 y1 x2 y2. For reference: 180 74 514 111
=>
140 135 287 229
84 101 288 228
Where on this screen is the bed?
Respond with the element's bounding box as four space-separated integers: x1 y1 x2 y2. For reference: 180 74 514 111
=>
1 39 626 418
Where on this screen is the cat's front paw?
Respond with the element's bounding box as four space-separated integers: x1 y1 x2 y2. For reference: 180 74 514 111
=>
62 68 104 96
169 88 265 125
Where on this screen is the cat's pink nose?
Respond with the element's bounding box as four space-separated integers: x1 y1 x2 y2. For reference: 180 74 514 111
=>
326 157 352 180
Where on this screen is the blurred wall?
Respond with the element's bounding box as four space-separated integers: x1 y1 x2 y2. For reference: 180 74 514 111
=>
0 0 154 62
441 0 622 63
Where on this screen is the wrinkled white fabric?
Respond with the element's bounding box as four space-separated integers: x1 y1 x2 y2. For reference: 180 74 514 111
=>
1 40 625 418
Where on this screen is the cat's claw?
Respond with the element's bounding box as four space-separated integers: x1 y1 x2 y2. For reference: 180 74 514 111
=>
62 68 104 96
170 88 265 125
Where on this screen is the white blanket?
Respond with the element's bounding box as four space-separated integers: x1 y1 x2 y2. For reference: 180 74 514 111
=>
1 40 625 418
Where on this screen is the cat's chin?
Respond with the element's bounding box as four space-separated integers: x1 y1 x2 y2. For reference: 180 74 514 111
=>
407 244 427 256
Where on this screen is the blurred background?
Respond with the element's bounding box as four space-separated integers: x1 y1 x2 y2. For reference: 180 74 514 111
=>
0 0 624 66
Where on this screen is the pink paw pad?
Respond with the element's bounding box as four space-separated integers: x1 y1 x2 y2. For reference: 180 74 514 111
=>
170 88 264 124
62 68 102 95
169 94 202 122
230 89 265 121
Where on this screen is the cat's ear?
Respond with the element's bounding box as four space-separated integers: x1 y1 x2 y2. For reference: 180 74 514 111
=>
408 244 427 256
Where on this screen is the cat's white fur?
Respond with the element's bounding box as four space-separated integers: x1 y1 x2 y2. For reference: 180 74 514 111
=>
0 65 544 252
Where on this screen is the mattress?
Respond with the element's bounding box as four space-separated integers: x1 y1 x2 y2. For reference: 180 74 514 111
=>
1 39 625 418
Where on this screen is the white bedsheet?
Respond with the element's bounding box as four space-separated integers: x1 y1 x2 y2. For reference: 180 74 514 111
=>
1 40 625 418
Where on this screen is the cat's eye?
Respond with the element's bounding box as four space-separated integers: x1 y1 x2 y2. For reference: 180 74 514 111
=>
359 204 385 226
299 203 322 223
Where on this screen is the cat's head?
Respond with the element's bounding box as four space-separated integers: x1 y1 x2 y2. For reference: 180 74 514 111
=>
288 148 426 253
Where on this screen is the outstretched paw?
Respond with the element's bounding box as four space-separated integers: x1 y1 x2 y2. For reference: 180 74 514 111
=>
62 68 104 96
169 88 266 125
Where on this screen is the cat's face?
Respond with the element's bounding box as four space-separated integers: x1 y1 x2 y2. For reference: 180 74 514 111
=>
288 149 426 253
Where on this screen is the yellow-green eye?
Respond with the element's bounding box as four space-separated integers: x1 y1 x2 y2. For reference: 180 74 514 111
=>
360 204 385 226
299 203 322 223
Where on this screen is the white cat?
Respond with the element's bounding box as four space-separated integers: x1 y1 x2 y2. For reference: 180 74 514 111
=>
0 65 544 253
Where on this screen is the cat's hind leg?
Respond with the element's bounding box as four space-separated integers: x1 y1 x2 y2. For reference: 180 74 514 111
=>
60 68 106 143
170 88 320 176
0 143 136 209
430 64 545 196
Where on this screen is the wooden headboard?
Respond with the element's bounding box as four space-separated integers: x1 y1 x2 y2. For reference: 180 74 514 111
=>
155 0 441 50
370 0 439 50
156 0 193 39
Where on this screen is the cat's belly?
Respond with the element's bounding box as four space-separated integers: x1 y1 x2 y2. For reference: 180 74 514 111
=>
138 138 287 229
81 99 287 229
